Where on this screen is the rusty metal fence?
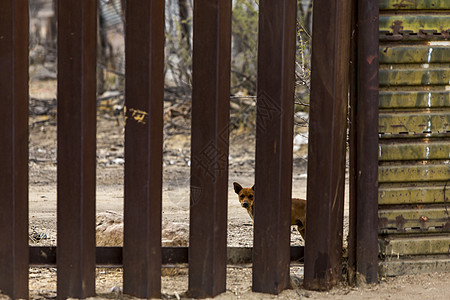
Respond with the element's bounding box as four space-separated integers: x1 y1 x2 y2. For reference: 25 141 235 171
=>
5 0 446 298
0 0 303 298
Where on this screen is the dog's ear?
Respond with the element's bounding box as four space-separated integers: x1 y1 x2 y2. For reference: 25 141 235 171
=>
251 185 254 191
233 182 243 194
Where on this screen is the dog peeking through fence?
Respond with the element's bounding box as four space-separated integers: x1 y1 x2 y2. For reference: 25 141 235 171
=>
233 182 306 241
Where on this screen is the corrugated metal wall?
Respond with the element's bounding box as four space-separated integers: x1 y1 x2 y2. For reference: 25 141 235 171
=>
378 0 450 276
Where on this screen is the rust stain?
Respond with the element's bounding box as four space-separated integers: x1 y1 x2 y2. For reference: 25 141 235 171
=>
395 215 406 231
419 215 428 227
391 20 403 35
392 0 417 9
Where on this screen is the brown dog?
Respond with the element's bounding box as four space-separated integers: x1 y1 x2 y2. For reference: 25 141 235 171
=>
233 182 306 240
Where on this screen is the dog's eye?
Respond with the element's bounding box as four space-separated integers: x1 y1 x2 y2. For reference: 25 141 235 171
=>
248 195 253 199
240 195 244 199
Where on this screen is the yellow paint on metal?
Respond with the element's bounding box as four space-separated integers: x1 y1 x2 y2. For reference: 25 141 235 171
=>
380 46 450 64
379 141 450 161
379 68 450 86
380 236 450 256
379 112 450 134
378 3 450 268
380 0 450 10
379 90 450 109
379 183 448 205
380 15 450 34
379 163 450 183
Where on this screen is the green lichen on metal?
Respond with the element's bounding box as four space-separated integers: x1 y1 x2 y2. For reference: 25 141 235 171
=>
380 236 450 256
379 90 450 109
379 112 450 134
380 46 450 64
379 141 450 161
379 164 450 183
379 15 450 33
380 0 450 10
379 68 450 86
378 183 448 205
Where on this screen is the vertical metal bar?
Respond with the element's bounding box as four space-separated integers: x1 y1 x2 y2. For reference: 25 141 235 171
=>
348 0 379 285
123 0 165 298
188 0 232 297
304 0 352 291
252 0 297 294
347 0 359 287
57 1 97 297
0 1 29 298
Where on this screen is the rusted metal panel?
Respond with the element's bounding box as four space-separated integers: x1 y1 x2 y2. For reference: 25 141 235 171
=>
379 207 450 233
123 1 165 298
57 1 97 298
379 163 450 183
305 0 352 291
379 67 450 87
379 183 449 205
379 141 450 161
379 90 450 109
0 0 29 298
379 112 450 134
380 45 450 64
379 0 450 10
188 0 231 298
380 236 450 256
379 15 450 35
253 0 297 294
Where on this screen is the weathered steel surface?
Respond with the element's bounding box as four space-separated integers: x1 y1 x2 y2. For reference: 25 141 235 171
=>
379 67 450 86
379 183 449 205
188 0 231 298
380 45 450 64
379 258 450 277
379 163 450 183
347 0 380 287
380 236 450 256
57 1 97 298
379 0 450 10
0 0 29 298
304 0 352 291
379 207 450 233
388 184 450 204
379 90 450 109
123 1 165 298
253 0 297 294
378 2 450 278
379 15 450 34
379 141 450 161
379 112 450 134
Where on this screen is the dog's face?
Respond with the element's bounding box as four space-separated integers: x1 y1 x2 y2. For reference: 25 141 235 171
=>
233 182 255 218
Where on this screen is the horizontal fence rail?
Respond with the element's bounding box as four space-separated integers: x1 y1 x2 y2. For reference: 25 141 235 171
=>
29 246 305 267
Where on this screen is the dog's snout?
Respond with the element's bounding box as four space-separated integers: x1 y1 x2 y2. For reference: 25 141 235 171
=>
242 202 249 208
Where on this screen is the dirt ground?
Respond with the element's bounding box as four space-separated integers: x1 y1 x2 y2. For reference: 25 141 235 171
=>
9 79 448 299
